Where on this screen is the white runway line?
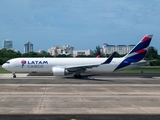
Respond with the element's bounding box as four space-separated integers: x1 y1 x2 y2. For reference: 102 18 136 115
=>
153 77 160 79
0 73 56 78
90 77 152 80
0 74 28 78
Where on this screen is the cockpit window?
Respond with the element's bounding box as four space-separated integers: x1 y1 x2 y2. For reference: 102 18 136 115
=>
6 61 10 64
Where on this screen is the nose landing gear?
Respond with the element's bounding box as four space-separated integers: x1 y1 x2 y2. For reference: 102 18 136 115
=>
13 72 16 78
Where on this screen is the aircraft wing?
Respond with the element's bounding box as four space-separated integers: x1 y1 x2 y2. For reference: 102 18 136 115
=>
65 52 117 72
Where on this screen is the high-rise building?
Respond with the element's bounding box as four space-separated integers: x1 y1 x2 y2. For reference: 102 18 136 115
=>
24 41 33 53
72 49 91 57
102 43 135 55
2 39 13 49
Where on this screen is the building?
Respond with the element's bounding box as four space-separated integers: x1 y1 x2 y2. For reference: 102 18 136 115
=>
72 49 91 57
38 49 45 53
48 45 74 56
2 39 13 49
102 43 135 55
24 41 33 53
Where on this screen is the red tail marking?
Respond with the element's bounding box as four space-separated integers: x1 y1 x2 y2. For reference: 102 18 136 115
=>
96 55 100 58
142 37 151 42
136 49 147 54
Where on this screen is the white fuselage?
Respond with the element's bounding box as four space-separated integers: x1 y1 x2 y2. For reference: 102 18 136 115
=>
2 57 141 75
1 34 153 78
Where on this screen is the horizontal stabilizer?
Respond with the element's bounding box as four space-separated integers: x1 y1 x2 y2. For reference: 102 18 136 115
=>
131 60 157 65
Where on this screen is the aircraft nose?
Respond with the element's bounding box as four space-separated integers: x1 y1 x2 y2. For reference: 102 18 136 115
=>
2 64 6 69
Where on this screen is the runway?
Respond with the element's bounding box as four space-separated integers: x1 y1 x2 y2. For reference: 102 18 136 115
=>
0 73 160 119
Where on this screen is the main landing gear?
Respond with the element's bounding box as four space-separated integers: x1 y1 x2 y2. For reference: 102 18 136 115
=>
13 72 16 78
74 74 82 79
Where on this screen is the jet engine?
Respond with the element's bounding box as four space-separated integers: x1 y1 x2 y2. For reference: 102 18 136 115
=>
52 67 69 76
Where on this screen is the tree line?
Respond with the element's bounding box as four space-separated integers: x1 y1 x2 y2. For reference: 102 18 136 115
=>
0 46 159 66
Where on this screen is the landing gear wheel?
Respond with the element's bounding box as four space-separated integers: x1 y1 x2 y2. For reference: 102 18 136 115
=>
13 72 16 78
78 74 82 79
74 74 78 78
74 74 82 79
13 75 16 78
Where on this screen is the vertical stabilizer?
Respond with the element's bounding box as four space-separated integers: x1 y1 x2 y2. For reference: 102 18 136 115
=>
124 34 153 62
114 34 153 71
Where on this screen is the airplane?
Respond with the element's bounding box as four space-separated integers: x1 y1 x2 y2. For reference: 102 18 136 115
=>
2 34 153 78
96 55 101 58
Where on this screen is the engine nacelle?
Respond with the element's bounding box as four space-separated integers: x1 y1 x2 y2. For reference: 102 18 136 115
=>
52 67 69 76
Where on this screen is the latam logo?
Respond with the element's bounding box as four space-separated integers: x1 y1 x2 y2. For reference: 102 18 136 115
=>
21 60 26 68
21 60 48 68
28 61 48 64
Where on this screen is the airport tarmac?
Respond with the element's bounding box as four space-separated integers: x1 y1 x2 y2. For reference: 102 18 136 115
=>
0 73 160 119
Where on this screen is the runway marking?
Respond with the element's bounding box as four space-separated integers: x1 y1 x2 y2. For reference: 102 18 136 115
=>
38 84 47 113
153 77 160 79
90 77 155 80
0 74 57 79
0 77 160 114
1 84 160 87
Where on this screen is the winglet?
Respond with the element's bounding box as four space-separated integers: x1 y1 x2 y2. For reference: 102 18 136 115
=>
102 52 117 64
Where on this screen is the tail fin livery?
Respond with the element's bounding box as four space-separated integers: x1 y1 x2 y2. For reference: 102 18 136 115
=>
124 34 153 62
96 55 100 58
115 34 153 71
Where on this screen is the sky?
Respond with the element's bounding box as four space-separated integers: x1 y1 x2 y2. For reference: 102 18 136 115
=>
0 0 160 53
